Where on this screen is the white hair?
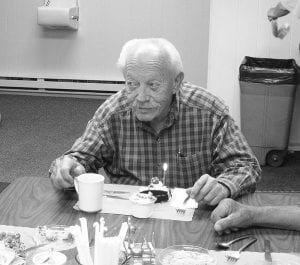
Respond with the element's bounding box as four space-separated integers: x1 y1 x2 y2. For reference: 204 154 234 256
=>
117 38 183 76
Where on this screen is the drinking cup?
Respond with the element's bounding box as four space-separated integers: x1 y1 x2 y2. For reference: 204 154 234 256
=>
74 173 104 212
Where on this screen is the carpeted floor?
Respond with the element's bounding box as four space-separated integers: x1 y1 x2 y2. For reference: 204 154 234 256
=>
258 152 300 192
0 94 299 191
0 94 104 183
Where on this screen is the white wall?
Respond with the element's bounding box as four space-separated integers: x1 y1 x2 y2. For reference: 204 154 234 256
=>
0 0 210 87
208 0 300 150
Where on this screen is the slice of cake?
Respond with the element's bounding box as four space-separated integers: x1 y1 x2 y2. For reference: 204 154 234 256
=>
140 177 172 203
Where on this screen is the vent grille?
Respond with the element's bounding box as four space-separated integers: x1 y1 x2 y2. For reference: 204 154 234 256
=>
43 78 125 84
0 76 38 81
0 76 125 97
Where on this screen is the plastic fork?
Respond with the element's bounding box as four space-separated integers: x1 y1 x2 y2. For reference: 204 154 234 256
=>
225 237 257 262
104 190 130 194
183 194 190 204
104 194 129 200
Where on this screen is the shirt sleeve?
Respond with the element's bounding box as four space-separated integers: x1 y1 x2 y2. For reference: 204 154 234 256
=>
210 114 262 198
65 117 115 173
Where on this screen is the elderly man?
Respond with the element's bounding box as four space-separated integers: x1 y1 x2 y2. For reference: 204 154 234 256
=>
49 38 261 206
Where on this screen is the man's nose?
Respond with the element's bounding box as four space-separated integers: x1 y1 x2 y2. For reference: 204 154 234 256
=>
136 85 149 102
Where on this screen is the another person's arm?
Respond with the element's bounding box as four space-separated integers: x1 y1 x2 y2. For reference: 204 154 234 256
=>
211 198 300 234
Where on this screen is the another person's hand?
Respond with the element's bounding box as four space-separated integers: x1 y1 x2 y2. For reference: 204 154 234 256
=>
211 198 255 235
50 155 86 189
186 174 230 206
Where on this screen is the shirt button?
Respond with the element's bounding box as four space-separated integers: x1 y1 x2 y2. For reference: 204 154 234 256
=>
156 137 160 142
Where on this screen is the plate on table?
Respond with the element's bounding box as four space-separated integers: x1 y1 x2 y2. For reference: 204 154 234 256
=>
37 225 75 252
0 226 38 254
158 245 217 265
0 228 38 260
32 250 67 265
0 248 15 265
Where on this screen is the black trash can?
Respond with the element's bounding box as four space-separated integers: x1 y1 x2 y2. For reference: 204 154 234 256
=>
239 56 299 167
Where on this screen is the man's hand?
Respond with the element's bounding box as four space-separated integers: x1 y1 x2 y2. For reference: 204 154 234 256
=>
50 155 86 189
211 198 256 235
186 174 230 206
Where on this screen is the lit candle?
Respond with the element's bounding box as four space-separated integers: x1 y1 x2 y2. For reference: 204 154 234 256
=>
162 162 168 185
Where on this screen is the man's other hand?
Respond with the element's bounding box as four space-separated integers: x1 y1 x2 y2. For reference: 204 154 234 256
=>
186 174 230 206
50 155 85 189
210 198 255 235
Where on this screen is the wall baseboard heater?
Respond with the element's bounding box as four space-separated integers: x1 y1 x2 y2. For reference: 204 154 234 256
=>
0 76 125 98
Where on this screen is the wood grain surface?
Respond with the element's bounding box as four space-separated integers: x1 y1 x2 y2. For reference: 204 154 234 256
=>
0 177 300 264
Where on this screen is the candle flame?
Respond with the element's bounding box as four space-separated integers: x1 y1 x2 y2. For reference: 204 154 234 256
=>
163 163 168 171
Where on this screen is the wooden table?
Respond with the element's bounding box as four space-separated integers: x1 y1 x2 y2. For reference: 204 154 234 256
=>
0 177 300 263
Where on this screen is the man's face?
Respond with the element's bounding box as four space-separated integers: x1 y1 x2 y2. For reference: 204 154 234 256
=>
124 54 175 126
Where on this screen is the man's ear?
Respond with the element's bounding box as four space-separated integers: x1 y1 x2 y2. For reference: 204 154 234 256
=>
173 72 184 93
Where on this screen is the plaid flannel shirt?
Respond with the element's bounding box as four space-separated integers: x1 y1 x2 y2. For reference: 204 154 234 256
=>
51 82 261 198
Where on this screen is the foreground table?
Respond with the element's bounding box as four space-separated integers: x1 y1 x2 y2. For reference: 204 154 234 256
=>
0 177 300 263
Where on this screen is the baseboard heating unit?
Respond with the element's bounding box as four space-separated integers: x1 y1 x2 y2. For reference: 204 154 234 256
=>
0 76 125 98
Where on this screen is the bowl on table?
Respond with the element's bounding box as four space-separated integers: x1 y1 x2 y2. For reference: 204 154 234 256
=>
158 245 217 265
